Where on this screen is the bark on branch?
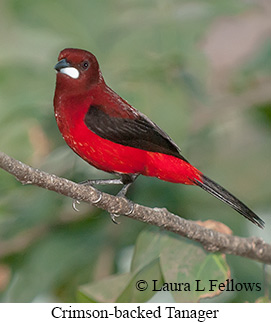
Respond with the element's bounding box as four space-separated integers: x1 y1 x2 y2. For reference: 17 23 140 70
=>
0 151 270 264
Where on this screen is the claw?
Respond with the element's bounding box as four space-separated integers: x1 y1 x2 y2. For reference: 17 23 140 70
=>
72 191 102 213
110 213 120 225
109 200 134 224
92 191 102 204
72 200 80 212
125 201 134 216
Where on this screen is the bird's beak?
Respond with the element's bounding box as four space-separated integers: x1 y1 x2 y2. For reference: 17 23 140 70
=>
54 58 80 79
54 58 70 71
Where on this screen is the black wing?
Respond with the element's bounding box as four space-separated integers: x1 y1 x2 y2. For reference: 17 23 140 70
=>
84 105 187 161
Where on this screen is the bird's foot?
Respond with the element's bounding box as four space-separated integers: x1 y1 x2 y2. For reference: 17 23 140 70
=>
110 199 134 225
72 174 138 223
72 179 119 211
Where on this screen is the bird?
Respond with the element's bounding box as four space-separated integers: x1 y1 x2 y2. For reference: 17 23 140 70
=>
53 48 264 228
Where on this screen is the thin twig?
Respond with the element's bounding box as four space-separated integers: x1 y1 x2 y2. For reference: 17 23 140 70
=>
0 151 270 264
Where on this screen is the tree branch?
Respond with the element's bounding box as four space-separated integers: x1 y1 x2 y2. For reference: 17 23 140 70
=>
0 151 270 264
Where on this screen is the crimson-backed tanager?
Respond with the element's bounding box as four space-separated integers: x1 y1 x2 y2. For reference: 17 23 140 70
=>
53 48 264 228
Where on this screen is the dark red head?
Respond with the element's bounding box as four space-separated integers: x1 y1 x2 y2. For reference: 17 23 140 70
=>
54 48 103 94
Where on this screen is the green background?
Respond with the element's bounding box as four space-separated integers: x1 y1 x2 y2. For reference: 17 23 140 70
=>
0 0 270 302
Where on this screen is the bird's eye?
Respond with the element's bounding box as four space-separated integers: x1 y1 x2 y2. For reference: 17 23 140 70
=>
82 61 89 70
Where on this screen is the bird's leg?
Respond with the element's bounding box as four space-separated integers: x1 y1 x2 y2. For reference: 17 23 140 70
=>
73 174 138 223
79 178 124 186
72 178 124 211
110 175 137 224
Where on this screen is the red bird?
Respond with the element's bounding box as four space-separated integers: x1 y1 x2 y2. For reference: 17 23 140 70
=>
54 48 264 228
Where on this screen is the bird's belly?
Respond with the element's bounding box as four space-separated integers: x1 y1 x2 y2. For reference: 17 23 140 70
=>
63 124 147 174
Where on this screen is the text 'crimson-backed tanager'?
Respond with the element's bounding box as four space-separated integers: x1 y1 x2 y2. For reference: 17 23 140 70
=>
53 48 264 228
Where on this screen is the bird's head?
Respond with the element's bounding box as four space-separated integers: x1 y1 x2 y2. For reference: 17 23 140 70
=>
54 48 103 93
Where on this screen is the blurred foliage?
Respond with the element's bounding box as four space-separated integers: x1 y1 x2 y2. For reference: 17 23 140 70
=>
78 227 230 303
79 228 230 303
0 0 270 302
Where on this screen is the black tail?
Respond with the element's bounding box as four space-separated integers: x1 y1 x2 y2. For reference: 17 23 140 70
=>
193 174 264 229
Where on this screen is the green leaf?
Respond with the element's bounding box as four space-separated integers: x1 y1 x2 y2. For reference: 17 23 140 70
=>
131 227 162 272
78 273 132 303
116 258 163 303
79 227 230 303
79 257 164 303
160 231 230 302
79 227 165 303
